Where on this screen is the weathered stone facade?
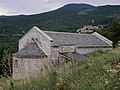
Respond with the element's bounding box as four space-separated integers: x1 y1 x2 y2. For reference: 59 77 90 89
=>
19 27 53 57
76 47 112 54
13 26 113 80
13 57 49 80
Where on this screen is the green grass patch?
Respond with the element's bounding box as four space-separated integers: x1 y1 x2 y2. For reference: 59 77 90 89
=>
1 48 120 90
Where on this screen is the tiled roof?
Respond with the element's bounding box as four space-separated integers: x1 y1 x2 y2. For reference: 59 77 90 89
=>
13 42 47 58
45 31 111 47
60 52 87 61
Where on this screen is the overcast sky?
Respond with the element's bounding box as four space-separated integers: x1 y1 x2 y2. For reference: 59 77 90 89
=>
0 0 120 15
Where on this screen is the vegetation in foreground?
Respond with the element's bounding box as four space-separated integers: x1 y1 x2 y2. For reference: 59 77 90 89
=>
0 44 16 77
1 47 120 90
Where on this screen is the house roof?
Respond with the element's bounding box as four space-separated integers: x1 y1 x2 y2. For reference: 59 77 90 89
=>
45 31 112 47
60 52 87 61
19 26 53 42
13 42 47 58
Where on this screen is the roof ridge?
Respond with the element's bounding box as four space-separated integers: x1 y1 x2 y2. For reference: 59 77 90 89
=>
33 26 53 41
44 31 93 36
19 26 53 42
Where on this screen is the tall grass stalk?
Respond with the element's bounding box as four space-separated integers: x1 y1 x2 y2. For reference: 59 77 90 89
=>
1 48 120 90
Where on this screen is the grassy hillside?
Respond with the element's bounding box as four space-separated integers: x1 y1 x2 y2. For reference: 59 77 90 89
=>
1 47 120 90
0 4 94 34
0 4 120 47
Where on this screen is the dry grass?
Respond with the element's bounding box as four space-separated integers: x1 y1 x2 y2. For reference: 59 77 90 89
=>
0 47 120 90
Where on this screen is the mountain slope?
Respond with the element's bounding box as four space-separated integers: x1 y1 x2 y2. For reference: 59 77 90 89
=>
0 4 120 34
0 4 120 46
56 4 94 11
78 5 120 24
0 4 95 34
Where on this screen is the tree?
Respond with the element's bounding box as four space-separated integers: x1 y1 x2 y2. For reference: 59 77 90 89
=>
98 19 120 44
110 19 120 43
2 49 12 76
0 45 16 77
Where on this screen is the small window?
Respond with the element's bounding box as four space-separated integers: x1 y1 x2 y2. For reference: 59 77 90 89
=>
14 59 18 68
45 65 48 69
36 38 38 42
41 55 44 58
41 68 43 71
52 46 59 48
32 38 35 41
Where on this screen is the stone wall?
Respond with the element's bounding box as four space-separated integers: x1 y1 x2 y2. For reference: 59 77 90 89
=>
49 45 113 61
50 45 76 62
19 27 53 57
13 57 50 80
50 47 59 61
59 45 76 53
76 47 112 54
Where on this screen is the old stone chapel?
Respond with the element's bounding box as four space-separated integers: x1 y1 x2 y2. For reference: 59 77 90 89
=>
13 26 113 80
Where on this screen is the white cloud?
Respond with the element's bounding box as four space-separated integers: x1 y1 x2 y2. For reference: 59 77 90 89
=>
0 0 64 15
0 7 14 15
0 0 120 15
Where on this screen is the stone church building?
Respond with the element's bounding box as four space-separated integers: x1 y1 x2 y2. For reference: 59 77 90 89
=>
13 26 113 80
